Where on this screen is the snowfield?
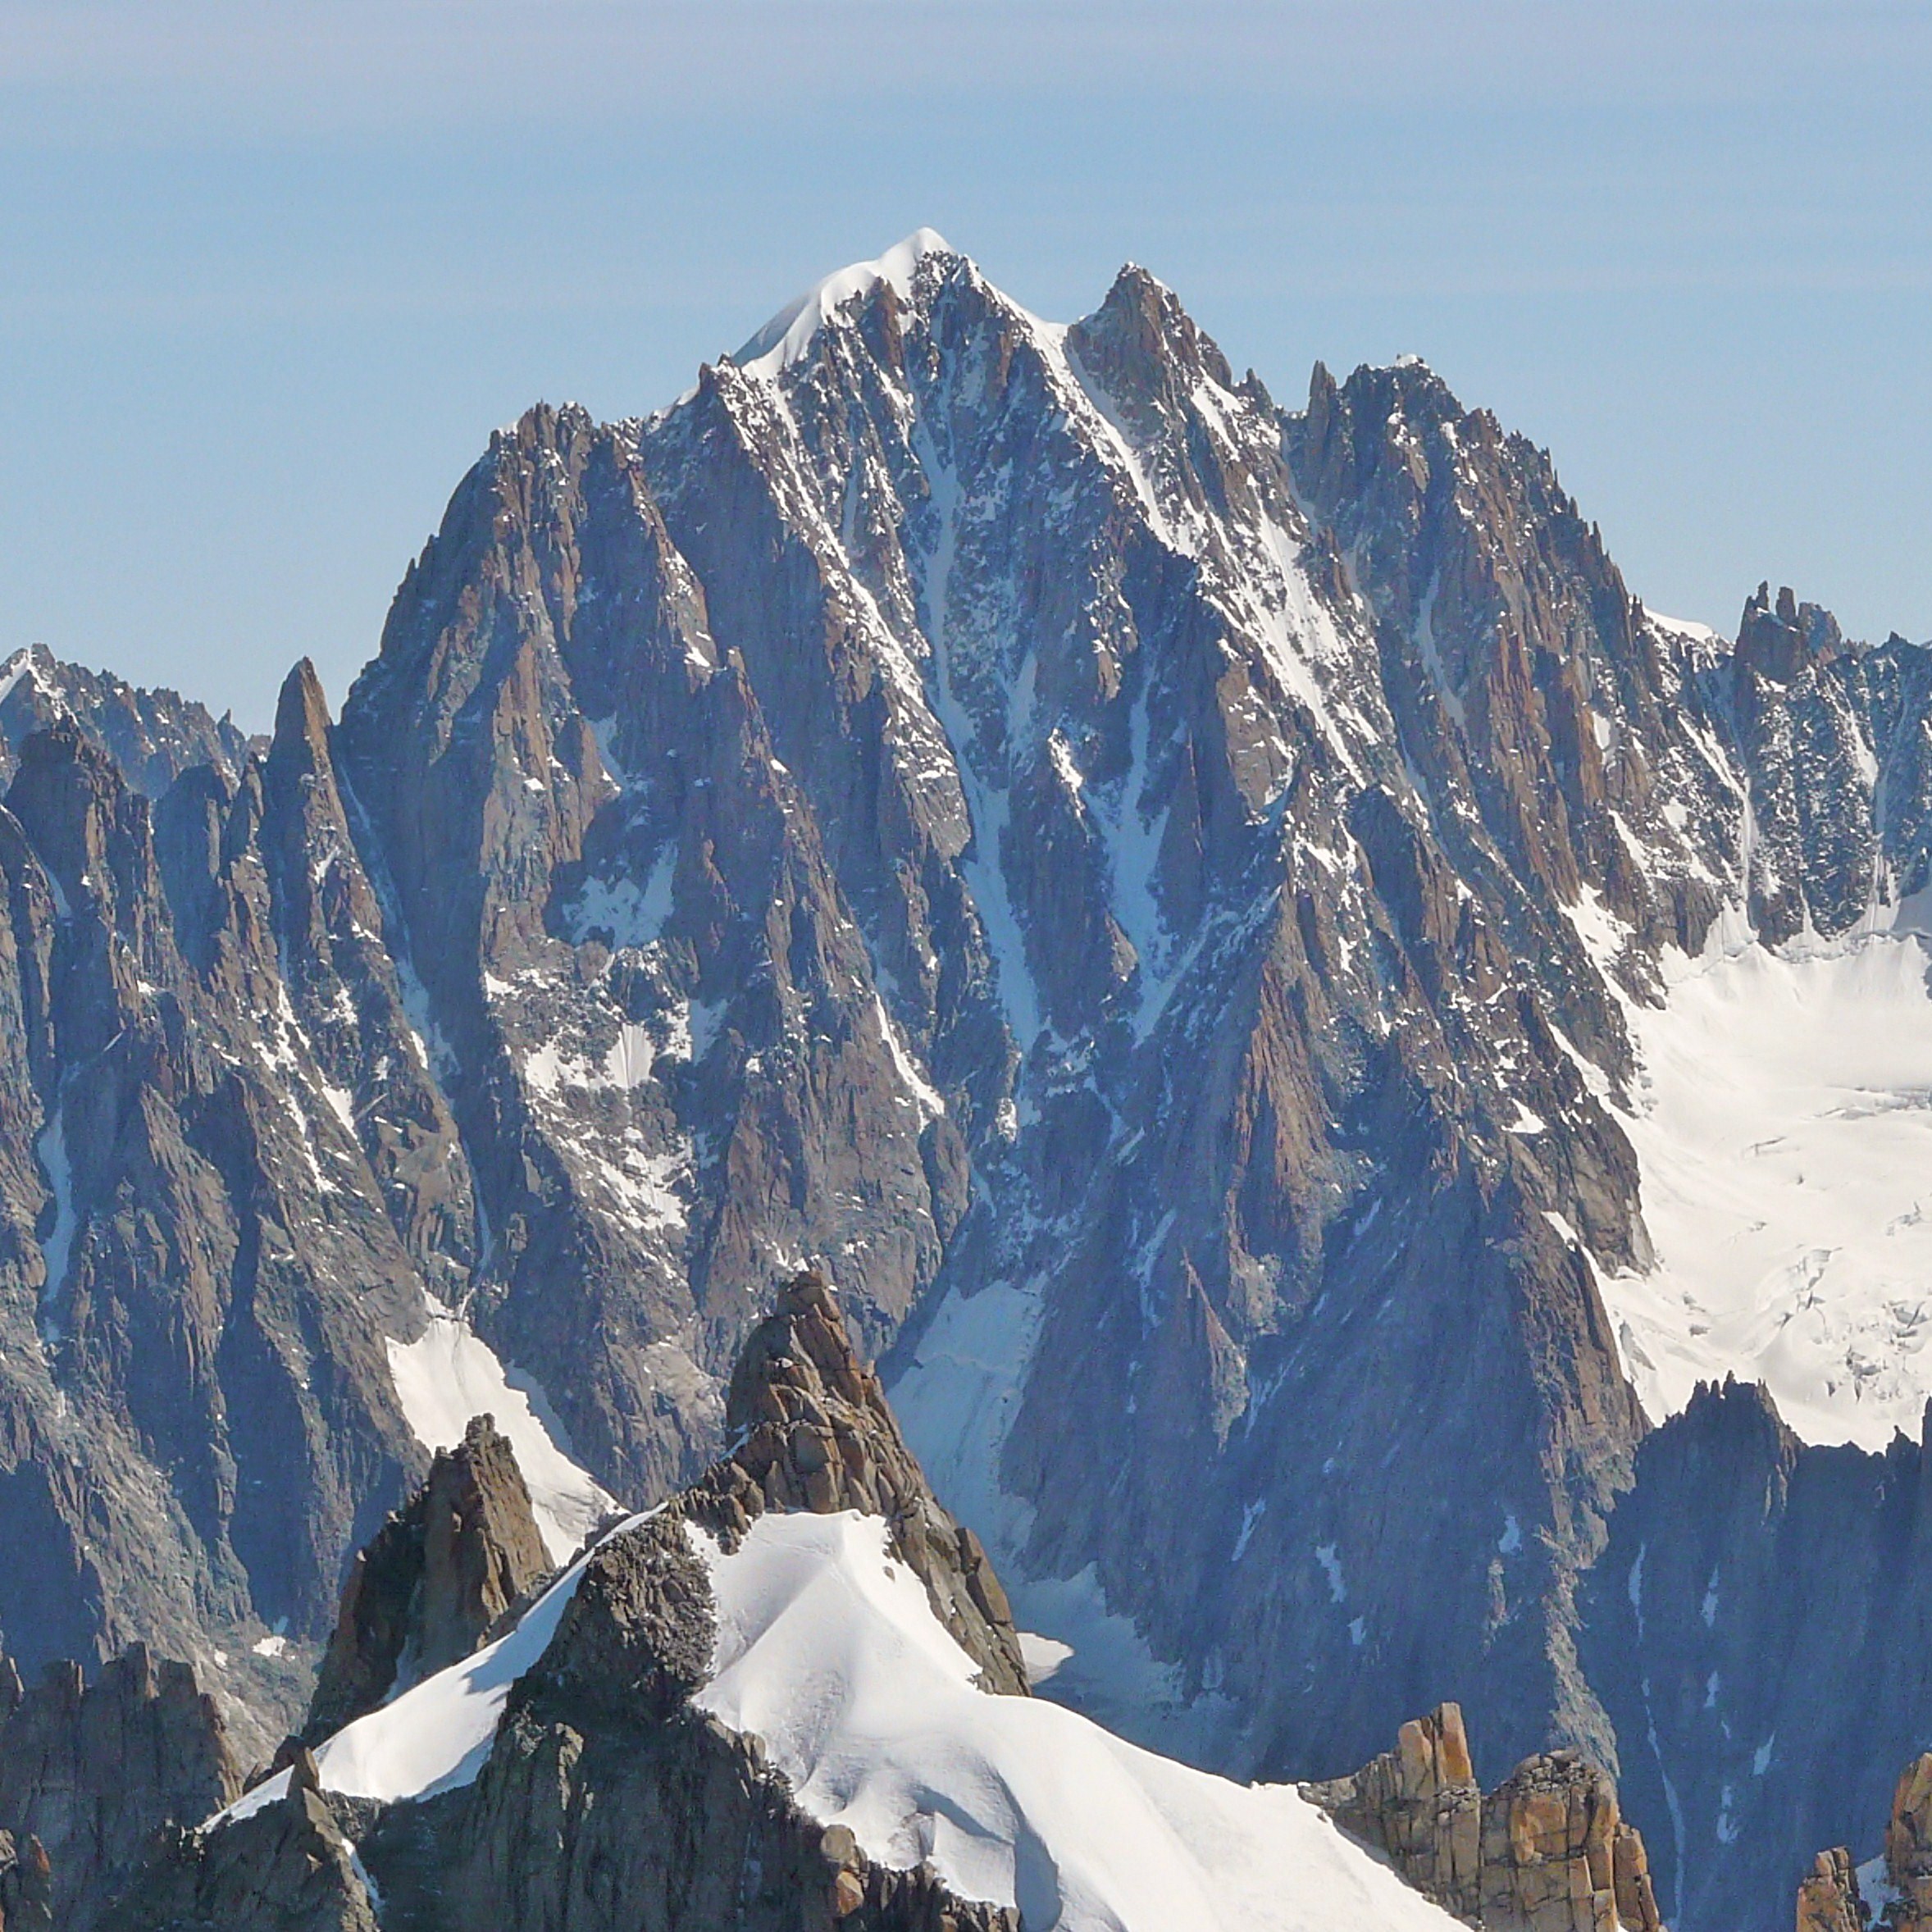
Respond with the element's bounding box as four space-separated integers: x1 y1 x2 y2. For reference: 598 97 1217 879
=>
223 1506 1456 1930
1596 910 1932 1449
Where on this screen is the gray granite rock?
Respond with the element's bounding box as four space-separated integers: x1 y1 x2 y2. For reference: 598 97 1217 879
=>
679 1269 1028 1697
8 244 1932 1931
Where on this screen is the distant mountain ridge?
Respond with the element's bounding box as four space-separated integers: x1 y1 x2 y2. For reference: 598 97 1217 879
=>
0 641 257 795
2 231 1930 1925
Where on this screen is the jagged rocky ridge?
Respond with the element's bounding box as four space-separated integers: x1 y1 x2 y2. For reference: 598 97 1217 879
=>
94 1272 1474 1932
0 645 256 799
303 1412 556 1743
677 1269 1028 1696
5 232 1932 1928
1575 1382 1932 1931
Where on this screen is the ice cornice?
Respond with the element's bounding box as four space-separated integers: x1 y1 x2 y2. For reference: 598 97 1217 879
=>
736 227 960 375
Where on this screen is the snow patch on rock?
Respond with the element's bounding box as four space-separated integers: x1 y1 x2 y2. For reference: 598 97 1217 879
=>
873 994 945 1124
740 229 955 375
34 1107 76 1344
385 1298 617 1564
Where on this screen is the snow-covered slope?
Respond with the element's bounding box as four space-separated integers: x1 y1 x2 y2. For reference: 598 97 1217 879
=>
385 1297 617 1563
693 1511 1459 1932
224 1511 651 1820
738 226 956 372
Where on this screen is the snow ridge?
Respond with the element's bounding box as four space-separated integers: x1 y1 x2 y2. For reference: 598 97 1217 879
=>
226 1502 1460 1932
696 1511 1461 1932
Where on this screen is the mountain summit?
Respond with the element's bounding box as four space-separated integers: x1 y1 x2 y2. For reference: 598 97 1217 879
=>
0 235 1930 1925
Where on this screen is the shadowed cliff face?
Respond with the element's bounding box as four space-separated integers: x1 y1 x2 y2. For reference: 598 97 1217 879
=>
0 1643 240 1932
1576 1381 1932 1931
4 240 1932 1928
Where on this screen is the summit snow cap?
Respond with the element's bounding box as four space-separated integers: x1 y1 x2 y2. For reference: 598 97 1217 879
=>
737 226 957 372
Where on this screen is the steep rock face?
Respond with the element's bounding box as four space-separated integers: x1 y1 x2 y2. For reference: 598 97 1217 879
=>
0 1643 240 1930
0 695 440 1731
334 404 956 1506
1303 1703 1659 1932
1720 585 1932 945
255 661 477 1294
1889 1755 1932 1930
678 1269 1028 1695
304 1412 552 1741
0 1829 54 1931
14 238 1932 1930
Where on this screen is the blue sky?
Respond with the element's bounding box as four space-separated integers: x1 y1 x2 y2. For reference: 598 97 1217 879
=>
2 1 1929 729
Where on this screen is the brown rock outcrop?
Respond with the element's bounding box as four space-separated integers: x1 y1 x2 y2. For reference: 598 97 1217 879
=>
1790 1750 1932 1932
1301 1703 1482 1917
1888 1752 1932 1929
1796 1847 1866 1932
0 1828 53 1930
1787 1749 1932 1932
1305 1707 1659 1932
304 1411 553 1741
1481 1749 1657 1932
678 1268 1030 1696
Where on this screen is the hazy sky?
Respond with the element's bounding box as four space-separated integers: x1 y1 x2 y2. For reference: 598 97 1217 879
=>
3 1 1930 728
